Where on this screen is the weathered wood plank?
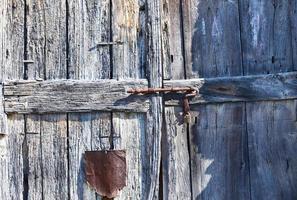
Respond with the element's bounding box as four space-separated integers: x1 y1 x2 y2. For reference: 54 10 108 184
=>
239 0 293 75
145 0 163 199
25 115 42 200
4 79 149 113
25 0 67 79
112 0 143 79
246 100 297 199
164 72 297 105
4 72 297 113
68 113 95 200
40 114 68 200
181 0 242 78
292 1 297 68
162 107 191 199
0 0 25 80
7 114 25 200
190 103 250 199
112 112 145 199
67 0 112 199
161 0 184 80
25 1 69 199
0 1 25 199
68 0 111 80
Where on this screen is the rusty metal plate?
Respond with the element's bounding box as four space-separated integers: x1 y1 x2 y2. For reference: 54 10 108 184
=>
84 150 126 198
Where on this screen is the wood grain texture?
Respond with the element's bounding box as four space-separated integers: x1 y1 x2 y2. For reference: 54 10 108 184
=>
145 0 163 199
112 112 145 199
67 0 112 198
7 114 25 200
41 114 68 200
26 0 67 79
161 0 185 80
164 72 297 105
0 1 25 199
4 79 149 113
24 1 69 199
25 115 42 200
162 107 191 199
181 0 242 78
246 100 297 199
190 103 250 199
112 0 143 79
68 0 111 80
0 0 24 80
68 112 112 200
239 0 294 75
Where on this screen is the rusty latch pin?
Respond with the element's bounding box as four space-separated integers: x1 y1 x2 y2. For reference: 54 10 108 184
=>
127 87 197 123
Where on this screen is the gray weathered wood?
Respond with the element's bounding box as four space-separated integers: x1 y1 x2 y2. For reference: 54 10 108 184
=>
181 0 242 78
67 0 112 199
68 0 111 80
164 72 297 105
239 0 293 75
41 114 68 200
112 113 145 199
145 0 163 199
190 103 250 199
4 79 149 113
25 115 42 200
162 107 191 199
7 114 25 200
4 72 297 113
246 100 297 199
161 0 184 80
0 1 25 199
112 0 143 79
24 1 69 199
68 113 99 200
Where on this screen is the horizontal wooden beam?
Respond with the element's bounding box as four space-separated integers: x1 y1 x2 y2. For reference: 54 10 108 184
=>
164 72 297 105
3 72 297 113
4 79 149 113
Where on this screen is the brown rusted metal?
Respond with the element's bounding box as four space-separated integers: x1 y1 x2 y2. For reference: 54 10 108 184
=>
85 150 126 198
127 87 196 94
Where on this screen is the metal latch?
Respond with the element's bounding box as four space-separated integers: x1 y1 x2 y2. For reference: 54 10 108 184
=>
127 87 197 123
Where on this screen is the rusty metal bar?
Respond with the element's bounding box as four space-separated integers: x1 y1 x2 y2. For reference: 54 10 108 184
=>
127 87 196 94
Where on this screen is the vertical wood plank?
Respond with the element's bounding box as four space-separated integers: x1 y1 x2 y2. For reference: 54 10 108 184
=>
161 0 184 80
181 0 242 78
25 115 42 200
239 0 293 75
7 114 25 200
67 1 112 199
292 1 297 68
112 0 142 79
162 107 191 199
161 1 191 197
190 103 250 200
112 113 145 199
111 0 149 199
246 100 297 199
41 114 68 200
25 1 68 199
68 0 111 80
68 113 95 200
0 1 25 200
145 0 163 199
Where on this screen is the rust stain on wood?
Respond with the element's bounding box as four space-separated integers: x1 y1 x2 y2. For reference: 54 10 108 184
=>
84 150 127 198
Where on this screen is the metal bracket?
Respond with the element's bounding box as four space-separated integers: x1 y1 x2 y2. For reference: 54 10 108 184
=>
127 87 197 123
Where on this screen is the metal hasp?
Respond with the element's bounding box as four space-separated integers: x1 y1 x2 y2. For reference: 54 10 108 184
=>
84 150 127 199
127 87 197 123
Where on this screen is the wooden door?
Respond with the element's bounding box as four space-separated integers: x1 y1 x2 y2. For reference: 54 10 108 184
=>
161 0 297 199
0 0 162 199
